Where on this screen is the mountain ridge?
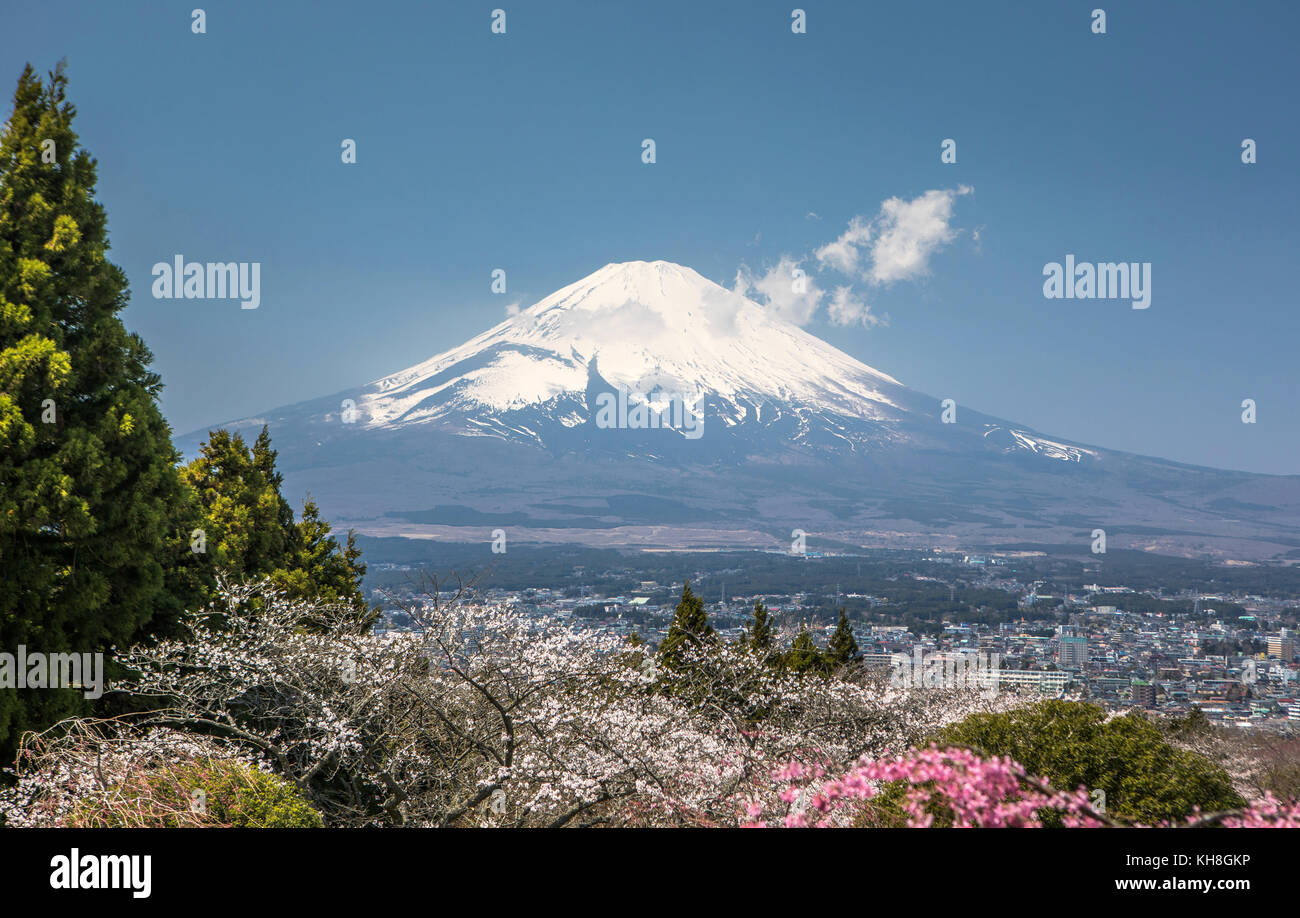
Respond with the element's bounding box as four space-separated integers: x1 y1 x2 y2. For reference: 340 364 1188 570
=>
179 260 1300 561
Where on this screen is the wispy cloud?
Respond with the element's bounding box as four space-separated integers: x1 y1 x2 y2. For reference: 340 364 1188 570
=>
814 215 872 276
817 186 972 285
827 285 885 328
733 255 824 326
741 187 970 328
865 186 972 284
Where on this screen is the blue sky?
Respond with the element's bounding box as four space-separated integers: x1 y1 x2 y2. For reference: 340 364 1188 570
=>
4 0 1297 473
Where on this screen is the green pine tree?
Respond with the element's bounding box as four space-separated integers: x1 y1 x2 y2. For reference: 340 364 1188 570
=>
743 599 773 653
658 581 715 669
0 62 199 760
826 608 860 669
784 625 824 674
276 498 373 628
183 426 374 629
181 427 293 578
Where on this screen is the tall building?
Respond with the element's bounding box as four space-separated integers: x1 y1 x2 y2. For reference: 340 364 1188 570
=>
1267 634 1296 661
1130 680 1157 706
1058 628 1089 668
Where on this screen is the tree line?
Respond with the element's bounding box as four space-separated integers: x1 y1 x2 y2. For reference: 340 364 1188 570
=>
0 63 368 764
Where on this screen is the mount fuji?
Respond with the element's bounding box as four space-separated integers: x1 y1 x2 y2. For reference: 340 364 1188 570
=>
180 261 1300 560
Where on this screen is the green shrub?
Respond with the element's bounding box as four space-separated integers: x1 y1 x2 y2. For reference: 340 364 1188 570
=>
934 700 1244 824
69 757 324 828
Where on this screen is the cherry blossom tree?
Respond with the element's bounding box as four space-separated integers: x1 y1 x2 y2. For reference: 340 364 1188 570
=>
2 577 1022 827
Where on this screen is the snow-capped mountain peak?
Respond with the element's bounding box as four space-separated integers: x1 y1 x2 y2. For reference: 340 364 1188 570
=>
357 260 906 431
183 260 1300 561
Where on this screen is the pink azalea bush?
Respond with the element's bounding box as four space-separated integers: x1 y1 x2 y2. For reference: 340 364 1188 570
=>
1215 796 1300 828
742 745 1300 828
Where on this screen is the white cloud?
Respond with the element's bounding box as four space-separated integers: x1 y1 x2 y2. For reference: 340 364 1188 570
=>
739 187 969 328
733 255 824 327
816 186 972 286
866 185 972 285
505 301 521 317
814 216 872 275
827 286 883 328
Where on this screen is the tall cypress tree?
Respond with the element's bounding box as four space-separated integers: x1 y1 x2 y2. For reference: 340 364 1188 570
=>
0 63 196 760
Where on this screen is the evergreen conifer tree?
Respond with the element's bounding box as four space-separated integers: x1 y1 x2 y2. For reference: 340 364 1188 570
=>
0 63 197 759
183 426 374 628
658 580 714 669
785 625 824 674
826 608 860 669
180 427 293 578
744 599 773 653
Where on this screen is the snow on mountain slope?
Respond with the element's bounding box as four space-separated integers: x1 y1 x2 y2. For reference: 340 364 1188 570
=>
351 260 912 432
199 259 1101 465
183 260 1300 560
982 426 1098 463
